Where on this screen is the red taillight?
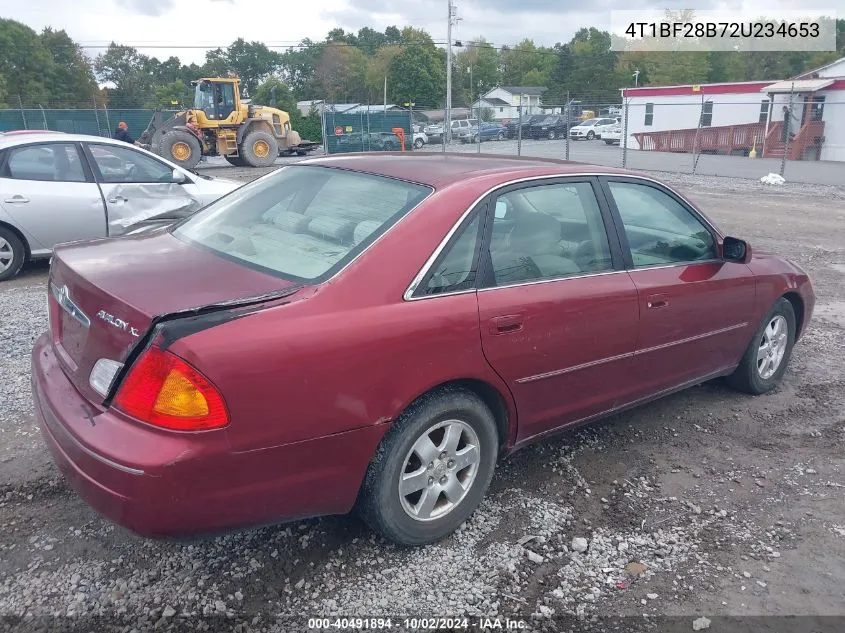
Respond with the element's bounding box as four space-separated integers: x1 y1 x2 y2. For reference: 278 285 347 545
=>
113 346 229 431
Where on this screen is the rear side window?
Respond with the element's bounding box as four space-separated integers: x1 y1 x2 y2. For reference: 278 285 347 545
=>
3 143 86 183
174 165 432 282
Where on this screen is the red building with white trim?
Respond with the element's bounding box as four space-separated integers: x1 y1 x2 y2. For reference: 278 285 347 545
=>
619 57 845 162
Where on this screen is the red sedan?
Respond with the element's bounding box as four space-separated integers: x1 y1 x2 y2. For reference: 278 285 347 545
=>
32 154 814 545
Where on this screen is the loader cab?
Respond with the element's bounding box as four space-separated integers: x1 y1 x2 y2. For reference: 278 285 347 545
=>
193 79 238 121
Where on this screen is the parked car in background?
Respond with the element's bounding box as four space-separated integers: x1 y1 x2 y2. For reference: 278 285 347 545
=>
602 123 622 145
34 154 814 546
505 115 545 139
336 132 402 152
412 125 428 149
424 119 477 143
525 115 570 140
569 117 619 140
0 133 240 281
460 122 507 143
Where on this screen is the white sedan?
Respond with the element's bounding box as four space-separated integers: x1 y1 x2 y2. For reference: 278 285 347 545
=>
569 118 620 140
0 132 240 281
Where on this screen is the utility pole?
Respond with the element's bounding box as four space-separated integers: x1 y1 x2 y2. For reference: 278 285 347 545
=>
445 0 455 143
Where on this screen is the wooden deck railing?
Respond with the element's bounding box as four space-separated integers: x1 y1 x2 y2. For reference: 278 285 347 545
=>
633 122 766 154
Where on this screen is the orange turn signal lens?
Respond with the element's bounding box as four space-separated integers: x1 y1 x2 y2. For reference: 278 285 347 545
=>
113 346 229 431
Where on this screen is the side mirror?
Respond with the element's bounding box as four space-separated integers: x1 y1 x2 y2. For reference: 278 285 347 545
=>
171 168 188 184
723 236 751 263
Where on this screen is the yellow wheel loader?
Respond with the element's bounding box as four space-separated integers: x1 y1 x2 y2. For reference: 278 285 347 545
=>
137 77 318 169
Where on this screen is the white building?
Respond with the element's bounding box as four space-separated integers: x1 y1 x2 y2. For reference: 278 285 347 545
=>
619 57 845 162
472 86 547 121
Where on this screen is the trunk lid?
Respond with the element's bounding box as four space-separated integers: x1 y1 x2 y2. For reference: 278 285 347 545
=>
48 231 299 404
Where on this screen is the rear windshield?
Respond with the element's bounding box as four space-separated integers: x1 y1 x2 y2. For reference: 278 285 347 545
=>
173 165 432 282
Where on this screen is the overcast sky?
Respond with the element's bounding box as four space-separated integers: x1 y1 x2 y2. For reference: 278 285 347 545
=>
0 0 839 66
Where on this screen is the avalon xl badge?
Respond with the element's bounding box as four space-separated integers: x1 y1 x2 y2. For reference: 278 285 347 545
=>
97 310 140 338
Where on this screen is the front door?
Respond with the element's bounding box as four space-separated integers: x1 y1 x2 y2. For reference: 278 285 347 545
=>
601 177 756 398
83 142 201 235
476 178 640 443
0 141 105 252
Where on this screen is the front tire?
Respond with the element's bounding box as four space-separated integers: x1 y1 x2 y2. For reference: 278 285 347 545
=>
356 388 498 545
0 226 26 282
727 298 796 395
240 128 279 167
160 130 202 170
547 129 557 140
587 130 595 140
414 138 424 149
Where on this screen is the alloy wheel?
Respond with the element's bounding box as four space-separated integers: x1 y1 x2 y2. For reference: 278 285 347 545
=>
398 419 480 522
757 315 788 379
0 236 13 273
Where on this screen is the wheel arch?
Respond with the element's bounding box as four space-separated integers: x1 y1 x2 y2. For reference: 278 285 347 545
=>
391 378 515 452
782 291 805 338
0 220 32 261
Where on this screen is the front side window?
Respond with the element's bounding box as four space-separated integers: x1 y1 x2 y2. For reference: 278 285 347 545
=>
88 144 175 184
607 181 716 267
3 143 86 183
174 165 432 281
486 182 612 287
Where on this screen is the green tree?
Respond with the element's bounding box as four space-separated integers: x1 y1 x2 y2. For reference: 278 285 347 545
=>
0 19 54 106
566 28 622 103
387 35 445 106
356 27 388 55
455 39 500 105
202 39 280 96
94 44 156 107
366 44 402 103
280 39 326 100
314 43 368 102
253 76 296 111
148 81 192 108
0 72 8 108
500 39 555 87
40 28 98 107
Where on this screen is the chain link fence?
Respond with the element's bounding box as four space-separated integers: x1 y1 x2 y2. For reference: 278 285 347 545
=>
406 97 845 187
1 96 842 186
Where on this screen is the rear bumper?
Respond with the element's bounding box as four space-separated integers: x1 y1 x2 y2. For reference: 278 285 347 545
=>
31 333 387 538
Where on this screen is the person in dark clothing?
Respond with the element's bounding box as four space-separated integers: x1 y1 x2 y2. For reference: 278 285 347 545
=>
114 121 134 144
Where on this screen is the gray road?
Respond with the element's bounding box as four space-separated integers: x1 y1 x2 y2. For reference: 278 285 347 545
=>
1 167 844 632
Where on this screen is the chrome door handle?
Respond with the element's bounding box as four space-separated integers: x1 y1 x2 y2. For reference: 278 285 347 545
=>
107 195 128 203
4 195 29 203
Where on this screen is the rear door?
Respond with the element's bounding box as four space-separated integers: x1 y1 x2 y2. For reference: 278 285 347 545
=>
82 142 202 235
601 177 756 397
0 142 105 251
475 178 641 444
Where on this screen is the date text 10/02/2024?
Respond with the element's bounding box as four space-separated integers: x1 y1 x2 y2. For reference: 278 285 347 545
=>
307 617 528 629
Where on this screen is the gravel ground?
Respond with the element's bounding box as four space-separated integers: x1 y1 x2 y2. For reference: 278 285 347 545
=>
1 159 844 632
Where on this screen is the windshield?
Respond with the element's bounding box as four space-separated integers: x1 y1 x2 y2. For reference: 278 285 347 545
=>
193 83 214 110
173 165 432 281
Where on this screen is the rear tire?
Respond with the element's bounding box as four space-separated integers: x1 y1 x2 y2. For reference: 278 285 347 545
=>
159 130 202 170
0 226 26 282
547 129 557 140
414 138 425 149
726 298 796 395
240 128 278 167
356 387 498 546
